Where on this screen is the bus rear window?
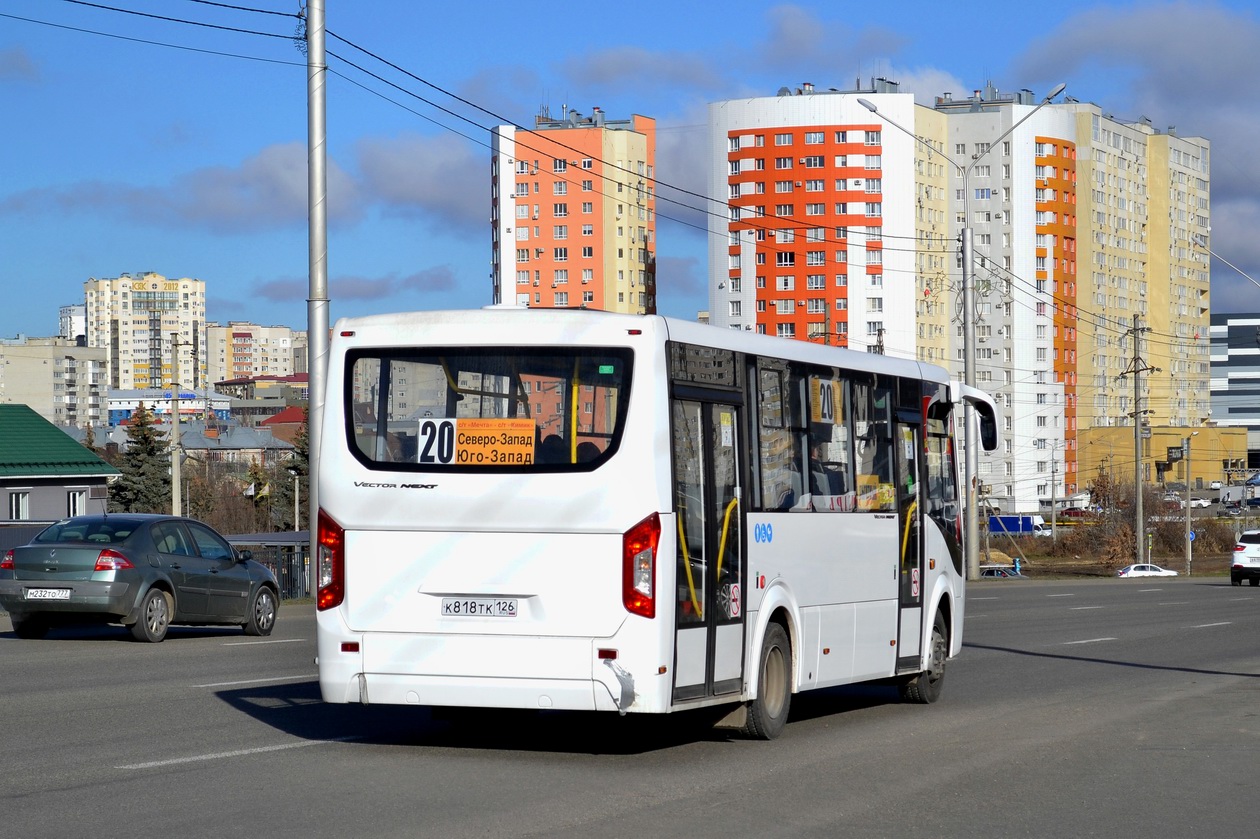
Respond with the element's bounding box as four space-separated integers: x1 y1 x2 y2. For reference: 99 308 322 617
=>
345 347 632 471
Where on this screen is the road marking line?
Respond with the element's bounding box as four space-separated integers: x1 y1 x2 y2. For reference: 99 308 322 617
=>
1137 588 1165 592
1190 622 1231 629
1069 606 1103 610
194 674 317 688
116 737 359 770
222 638 306 646
970 596 999 601
1157 601 1189 606
1063 637 1117 645
1046 594 1075 598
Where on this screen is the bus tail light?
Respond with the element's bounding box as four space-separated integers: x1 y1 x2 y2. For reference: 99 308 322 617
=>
623 513 660 618
317 508 345 611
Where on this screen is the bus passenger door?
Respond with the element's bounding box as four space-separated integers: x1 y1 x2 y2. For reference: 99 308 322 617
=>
671 399 745 702
895 419 924 672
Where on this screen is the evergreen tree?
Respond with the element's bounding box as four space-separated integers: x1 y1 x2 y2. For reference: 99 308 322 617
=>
110 402 171 513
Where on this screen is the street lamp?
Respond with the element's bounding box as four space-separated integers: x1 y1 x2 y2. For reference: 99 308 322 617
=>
286 465 302 532
859 82 1066 580
1185 431 1198 575
1193 234 1260 291
169 332 182 517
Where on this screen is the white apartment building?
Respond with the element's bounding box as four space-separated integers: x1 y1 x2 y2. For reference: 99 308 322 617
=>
707 80 922 358
708 81 1210 513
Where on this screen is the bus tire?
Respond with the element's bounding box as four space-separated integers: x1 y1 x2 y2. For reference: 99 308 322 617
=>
900 611 948 704
742 622 791 739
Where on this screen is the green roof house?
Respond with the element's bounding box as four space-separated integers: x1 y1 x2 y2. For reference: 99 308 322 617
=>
0 404 120 523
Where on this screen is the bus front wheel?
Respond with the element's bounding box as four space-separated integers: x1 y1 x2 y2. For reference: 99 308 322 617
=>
900 611 948 704
741 622 791 740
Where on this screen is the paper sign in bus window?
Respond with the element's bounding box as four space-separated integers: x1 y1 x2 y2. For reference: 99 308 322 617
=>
414 417 537 465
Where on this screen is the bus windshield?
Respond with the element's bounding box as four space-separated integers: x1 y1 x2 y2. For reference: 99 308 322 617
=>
344 346 633 471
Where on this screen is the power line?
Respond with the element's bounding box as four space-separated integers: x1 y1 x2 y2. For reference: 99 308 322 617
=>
58 0 297 38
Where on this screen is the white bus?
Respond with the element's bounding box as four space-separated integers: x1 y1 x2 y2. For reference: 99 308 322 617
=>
315 307 997 738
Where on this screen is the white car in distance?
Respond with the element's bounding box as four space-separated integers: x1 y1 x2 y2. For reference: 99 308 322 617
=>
1117 563 1179 578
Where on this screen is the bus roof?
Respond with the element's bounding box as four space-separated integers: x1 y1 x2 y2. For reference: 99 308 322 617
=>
332 306 954 387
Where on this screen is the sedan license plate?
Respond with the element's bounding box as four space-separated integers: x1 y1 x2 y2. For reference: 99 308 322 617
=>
441 597 517 618
26 588 71 601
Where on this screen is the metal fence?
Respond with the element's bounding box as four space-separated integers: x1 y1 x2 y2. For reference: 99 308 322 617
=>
225 530 311 601
246 544 310 600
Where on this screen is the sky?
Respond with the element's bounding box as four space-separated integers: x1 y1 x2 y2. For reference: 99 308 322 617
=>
2 0 1259 339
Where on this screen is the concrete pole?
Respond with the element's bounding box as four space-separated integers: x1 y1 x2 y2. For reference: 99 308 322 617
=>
170 332 181 517
1051 454 1057 540
306 0 329 598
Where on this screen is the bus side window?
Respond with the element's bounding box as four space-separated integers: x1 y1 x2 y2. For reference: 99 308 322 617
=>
757 365 801 511
807 370 855 511
852 380 896 512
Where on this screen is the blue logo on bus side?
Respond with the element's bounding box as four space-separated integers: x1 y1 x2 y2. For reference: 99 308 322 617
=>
753 522 773 543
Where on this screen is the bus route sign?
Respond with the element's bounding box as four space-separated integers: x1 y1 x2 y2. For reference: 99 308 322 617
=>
453 418 536 465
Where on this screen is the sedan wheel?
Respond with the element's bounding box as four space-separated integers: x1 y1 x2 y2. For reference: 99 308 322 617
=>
130 588 172 643
244 587 277 636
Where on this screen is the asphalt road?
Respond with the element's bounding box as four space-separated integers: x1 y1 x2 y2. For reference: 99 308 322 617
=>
3 578 1258 838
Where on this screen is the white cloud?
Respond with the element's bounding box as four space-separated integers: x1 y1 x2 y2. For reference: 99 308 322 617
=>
1016 0 1260 310
0 143 364 233
560 47 723 93
356 132 486 235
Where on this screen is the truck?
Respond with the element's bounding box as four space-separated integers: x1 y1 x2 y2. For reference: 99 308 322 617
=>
1040 492 1091 515
1220 485 1251 506
988 514 1050 537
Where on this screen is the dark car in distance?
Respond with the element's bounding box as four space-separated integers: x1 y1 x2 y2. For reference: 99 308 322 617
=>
980 566 1027 578
0 514 279 642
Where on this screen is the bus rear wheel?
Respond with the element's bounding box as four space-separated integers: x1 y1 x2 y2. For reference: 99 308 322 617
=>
741 622 791 740
900 611 947 704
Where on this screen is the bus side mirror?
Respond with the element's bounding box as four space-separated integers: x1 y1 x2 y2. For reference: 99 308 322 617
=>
978 411 998 452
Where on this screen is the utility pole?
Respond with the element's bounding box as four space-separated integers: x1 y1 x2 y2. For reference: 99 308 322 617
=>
170 332 181 517
1119 316 1159 567
305 0 328 599
1050 453 1058 540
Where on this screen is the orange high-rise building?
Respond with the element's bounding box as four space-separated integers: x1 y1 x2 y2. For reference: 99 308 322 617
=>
492 109 656 314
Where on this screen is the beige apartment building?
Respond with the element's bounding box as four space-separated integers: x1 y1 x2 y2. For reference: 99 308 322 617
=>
84 272 207 393
206 321 304 385
0 337 107 428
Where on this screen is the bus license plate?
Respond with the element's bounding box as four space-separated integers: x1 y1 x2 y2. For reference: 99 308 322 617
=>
26 588 71 601
441 598 517 618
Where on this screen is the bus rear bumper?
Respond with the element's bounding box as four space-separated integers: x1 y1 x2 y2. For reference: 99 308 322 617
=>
317 630 648 713
322 672 623 712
